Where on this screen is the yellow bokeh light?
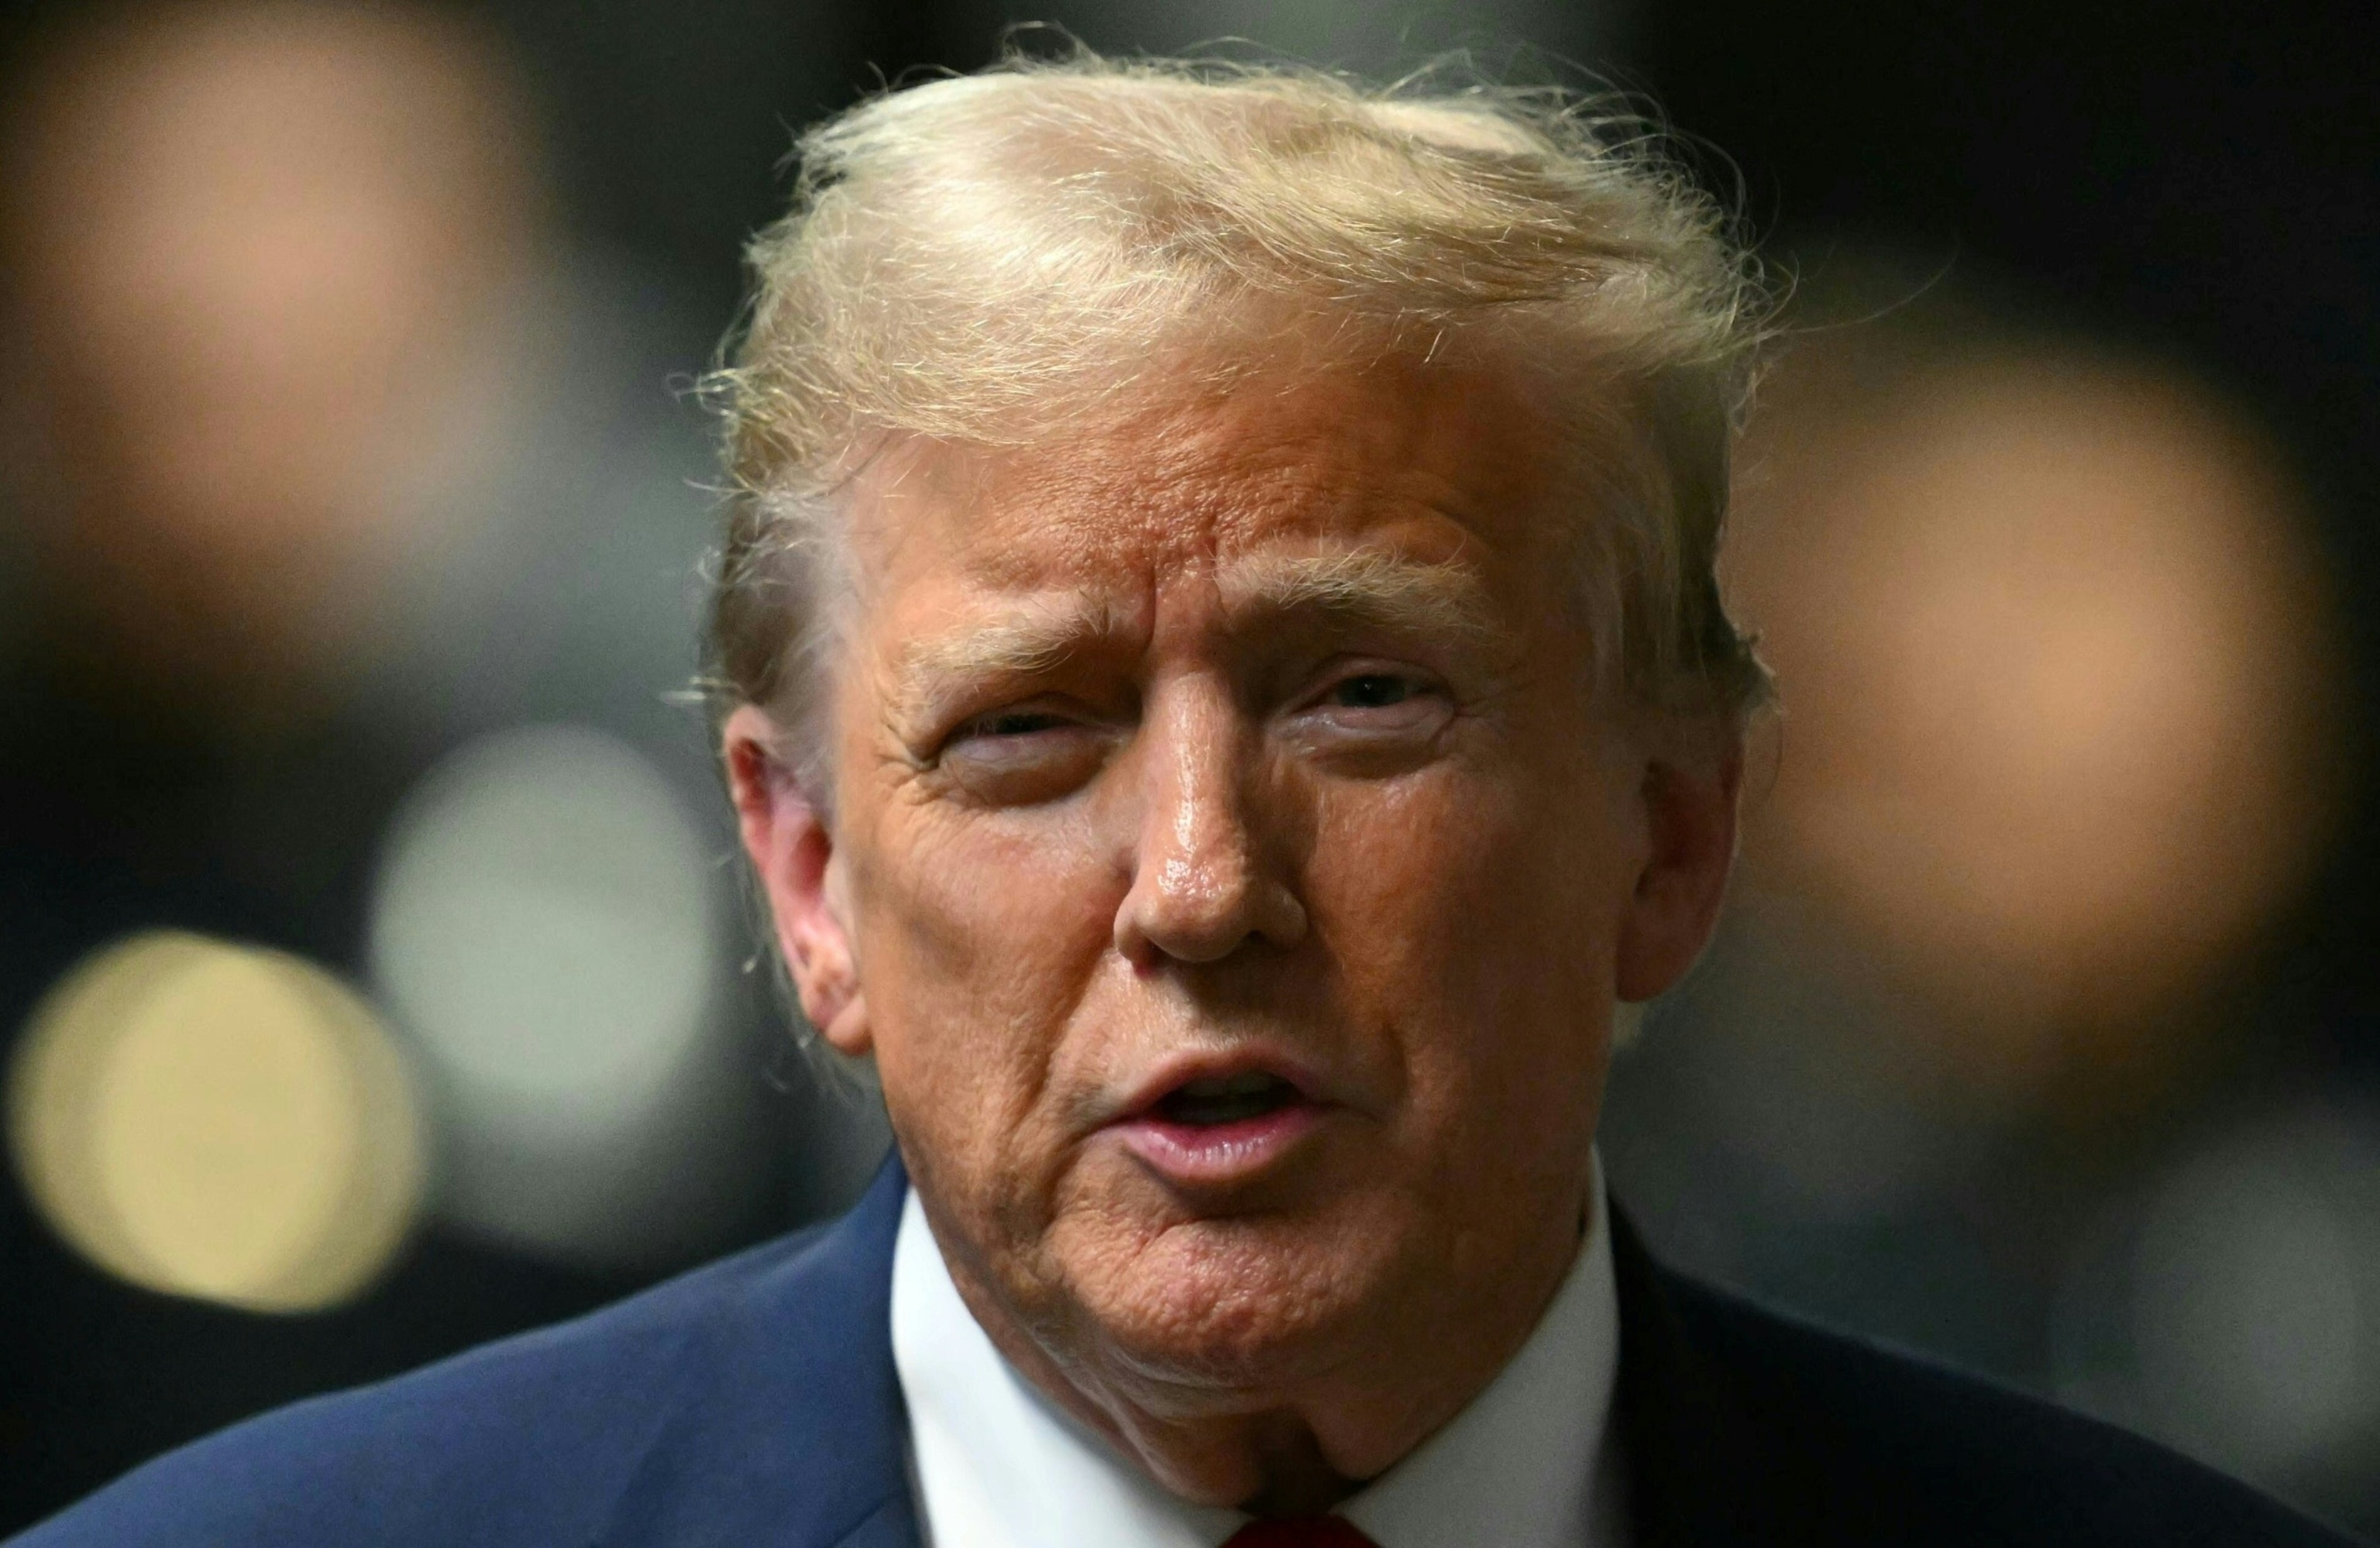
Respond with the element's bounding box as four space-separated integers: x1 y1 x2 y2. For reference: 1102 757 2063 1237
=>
8 931 425 1312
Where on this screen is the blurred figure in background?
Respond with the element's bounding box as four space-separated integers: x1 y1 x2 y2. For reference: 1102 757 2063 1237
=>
0 1 876 1527
1 0 535 729
1601 267 2370 1522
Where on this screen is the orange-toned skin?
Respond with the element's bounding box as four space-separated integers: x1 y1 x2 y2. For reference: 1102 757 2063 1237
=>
727 354 1742 1515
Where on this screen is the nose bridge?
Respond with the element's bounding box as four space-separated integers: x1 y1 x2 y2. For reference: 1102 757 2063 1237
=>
1145 676 1256 900
1113 673 1302 964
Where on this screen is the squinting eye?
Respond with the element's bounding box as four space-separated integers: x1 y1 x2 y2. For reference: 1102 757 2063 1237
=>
1331 674 1415 709
959 709 1071 740
935 703 1109 805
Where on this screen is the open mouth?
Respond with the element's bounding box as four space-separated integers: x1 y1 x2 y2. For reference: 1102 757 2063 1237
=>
1115 1061 1327 1182
1150 1070 1306 1127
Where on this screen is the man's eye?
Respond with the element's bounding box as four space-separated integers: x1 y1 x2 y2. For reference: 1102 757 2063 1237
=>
935 705 1109 804
958 709 1071 741
1330 674 1415 709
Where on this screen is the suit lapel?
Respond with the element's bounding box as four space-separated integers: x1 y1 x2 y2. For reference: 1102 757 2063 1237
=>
1608 1204 1822 1548
590 1154 924 1548
814 1160 924 1548
782 1155 925 1548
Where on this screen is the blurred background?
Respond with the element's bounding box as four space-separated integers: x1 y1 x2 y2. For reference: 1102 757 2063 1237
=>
0 0 2372 1535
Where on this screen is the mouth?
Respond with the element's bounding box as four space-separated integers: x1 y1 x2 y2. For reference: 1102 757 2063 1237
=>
1109 1060 1330 1188
1150 1069 1308 1127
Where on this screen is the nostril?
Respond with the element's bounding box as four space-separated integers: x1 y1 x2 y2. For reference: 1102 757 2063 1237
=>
1114 865 1309 964
1119 853 1260 963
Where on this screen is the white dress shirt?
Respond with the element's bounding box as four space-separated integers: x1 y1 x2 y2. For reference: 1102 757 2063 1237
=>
890 1159 1629 1548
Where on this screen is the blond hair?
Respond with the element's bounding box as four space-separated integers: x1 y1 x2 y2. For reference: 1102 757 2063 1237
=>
708 51 1770 796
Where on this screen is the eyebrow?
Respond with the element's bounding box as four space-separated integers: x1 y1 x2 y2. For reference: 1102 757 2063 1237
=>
885 597 1130 729
1216 550 1504 651
896 606 1109 690
886 551 1506 721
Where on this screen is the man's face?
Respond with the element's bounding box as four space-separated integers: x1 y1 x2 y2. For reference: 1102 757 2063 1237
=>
734 352 1732 1488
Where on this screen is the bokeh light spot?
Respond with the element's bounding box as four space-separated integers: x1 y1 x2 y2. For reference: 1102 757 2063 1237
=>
7 931 425 1312
2052 1111 2380 1498
1725 325 2344 1088
368 724 727 1261
2132 1154 2363 1471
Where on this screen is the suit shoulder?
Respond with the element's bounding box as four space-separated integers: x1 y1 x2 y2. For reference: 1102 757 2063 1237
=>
9 1221 845 1548
1663 1270 2362 1546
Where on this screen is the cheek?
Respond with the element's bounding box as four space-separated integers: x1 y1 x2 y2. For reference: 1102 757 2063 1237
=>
1310 757 1625 976
846 803 1119 1168
1305 760 1625 1146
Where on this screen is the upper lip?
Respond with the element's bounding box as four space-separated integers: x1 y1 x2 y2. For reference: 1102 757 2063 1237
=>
1109 1046 1329 1123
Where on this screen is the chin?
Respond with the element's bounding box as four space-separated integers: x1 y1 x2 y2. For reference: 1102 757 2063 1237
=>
1054 1190 1415 1398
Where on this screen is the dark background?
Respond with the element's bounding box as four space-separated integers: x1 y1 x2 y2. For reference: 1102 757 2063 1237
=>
2 0 2374 1536
446 0 2380 1044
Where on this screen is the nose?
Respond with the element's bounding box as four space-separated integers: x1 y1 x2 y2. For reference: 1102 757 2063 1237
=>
1113 686 1308 966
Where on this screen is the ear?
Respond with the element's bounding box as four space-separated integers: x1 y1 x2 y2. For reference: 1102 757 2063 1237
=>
1614 719 1745 1003
721 705 871 1057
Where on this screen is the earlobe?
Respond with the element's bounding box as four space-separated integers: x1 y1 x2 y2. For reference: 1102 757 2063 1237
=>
721 706 871 1057
1613 731 1745 1003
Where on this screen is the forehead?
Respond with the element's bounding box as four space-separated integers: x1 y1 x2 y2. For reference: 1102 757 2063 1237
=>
844 353 1573 604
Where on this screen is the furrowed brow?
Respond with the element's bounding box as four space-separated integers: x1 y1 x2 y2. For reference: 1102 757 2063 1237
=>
886 599 1123 721
1220 551 1505 651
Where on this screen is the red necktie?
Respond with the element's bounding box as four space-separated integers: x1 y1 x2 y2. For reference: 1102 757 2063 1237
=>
1221 1520 1380 1547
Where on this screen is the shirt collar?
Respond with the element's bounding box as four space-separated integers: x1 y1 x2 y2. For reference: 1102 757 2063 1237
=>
890 1158 1625 1548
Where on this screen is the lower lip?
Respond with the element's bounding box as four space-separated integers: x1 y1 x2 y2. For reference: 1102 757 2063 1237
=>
1112 1103 1327 1187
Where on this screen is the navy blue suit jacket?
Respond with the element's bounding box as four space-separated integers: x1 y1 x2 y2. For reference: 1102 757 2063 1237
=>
12 1158 2360 1546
